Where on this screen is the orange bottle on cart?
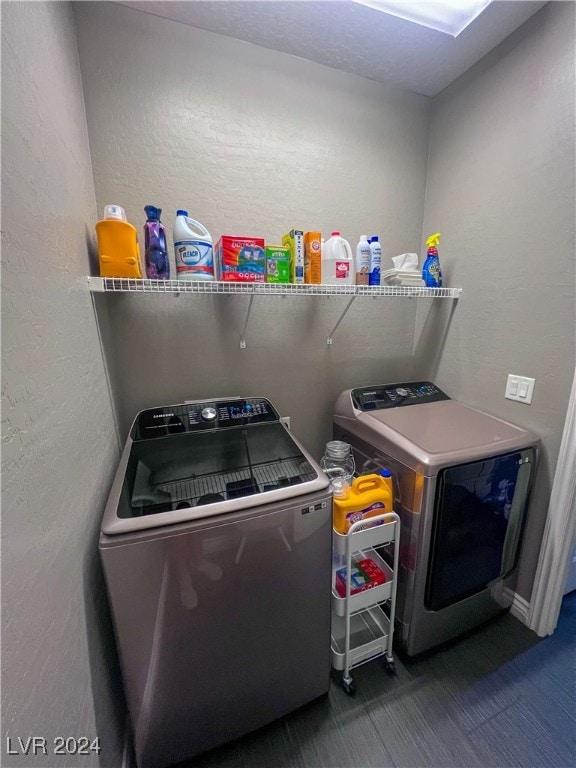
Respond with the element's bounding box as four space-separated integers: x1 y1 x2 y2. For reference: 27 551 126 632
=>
96 204 142 278
332 471 394 534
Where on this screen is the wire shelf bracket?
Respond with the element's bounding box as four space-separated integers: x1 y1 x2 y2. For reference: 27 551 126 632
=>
240 293 255 349
327 296 357 345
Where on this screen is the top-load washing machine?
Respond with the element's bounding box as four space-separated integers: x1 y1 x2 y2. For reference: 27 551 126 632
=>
333 381 540 656
100 397 332 768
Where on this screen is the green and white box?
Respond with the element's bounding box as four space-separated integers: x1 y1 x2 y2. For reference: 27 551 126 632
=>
266 245 291 283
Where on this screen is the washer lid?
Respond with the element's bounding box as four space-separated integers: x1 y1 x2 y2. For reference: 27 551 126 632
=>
101 398 329 534
356 400 539 474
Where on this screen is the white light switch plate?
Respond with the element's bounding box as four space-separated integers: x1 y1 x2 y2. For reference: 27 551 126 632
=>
505 374 535 404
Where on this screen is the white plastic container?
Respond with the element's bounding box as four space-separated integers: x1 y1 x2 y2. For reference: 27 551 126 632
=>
369 236 382 286
173 210 214 281
321 232 354 285
355 235 371 286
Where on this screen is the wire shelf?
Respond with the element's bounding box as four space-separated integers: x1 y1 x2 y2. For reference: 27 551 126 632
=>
87 277 462 299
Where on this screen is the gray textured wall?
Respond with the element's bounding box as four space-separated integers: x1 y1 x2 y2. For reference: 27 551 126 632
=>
1 3 124 765
417 1 576 600
74 2 432 459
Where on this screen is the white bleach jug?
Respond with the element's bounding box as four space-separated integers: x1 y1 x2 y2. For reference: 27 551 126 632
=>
173 210 214 281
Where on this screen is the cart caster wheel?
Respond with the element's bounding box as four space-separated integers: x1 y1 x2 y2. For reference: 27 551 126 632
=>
385 661 397 675
342 678 356 696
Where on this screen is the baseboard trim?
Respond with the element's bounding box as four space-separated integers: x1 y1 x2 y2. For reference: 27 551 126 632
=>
504 587 530 624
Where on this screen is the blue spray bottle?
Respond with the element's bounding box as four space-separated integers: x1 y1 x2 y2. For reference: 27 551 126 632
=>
422 232 442 287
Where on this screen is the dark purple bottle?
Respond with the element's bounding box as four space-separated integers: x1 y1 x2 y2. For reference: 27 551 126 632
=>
144 205 170 279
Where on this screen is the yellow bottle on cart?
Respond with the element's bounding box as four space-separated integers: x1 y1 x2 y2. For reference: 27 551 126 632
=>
333 471 393 534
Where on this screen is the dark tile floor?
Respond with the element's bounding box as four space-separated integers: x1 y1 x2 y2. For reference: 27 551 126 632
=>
181 593 576 768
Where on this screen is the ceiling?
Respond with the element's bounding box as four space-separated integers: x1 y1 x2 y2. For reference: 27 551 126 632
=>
119 1 547 97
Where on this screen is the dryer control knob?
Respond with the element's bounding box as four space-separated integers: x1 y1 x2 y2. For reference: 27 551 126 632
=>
201 407 217 421
396 388 408 397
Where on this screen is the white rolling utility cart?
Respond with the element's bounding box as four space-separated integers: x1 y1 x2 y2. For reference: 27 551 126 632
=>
330 512 400 695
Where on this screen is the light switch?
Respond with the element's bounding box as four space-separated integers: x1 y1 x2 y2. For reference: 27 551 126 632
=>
505 374 535 404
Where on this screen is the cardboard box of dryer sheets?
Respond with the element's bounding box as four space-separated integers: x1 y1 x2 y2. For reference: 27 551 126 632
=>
216 236 266 282
282 229 305 284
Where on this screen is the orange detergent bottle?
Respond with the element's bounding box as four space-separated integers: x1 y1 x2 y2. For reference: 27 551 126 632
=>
96 205 142 278
332 471 394 534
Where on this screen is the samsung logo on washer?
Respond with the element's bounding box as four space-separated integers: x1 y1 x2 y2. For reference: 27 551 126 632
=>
153 412 175 419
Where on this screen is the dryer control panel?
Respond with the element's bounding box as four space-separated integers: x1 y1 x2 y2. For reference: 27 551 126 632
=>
352 381 450 410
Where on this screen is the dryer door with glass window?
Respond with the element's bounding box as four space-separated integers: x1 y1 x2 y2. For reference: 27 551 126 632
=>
425 449 535 611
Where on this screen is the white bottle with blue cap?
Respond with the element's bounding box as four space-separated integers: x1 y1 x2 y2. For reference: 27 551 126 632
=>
369 236 382 286
173 210 214 281
355 235 371 285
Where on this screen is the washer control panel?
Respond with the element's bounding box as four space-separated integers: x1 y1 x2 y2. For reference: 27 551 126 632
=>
134 398 279 439
351 381 450 411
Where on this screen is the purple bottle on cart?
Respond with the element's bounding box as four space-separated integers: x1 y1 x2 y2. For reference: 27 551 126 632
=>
144 205 170 279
